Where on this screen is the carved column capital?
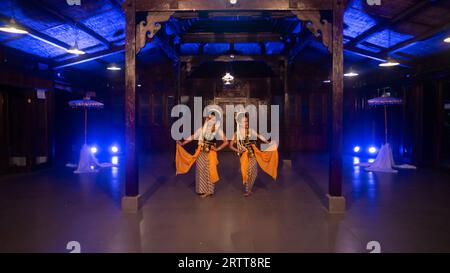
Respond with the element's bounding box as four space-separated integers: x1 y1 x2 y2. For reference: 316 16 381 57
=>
293 11 332 53
136 11 174 54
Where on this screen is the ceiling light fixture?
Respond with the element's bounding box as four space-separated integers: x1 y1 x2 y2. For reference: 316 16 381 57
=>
222 72 234 85
66 41 85 55
379 57 400 67
107 64 121 71
344 71 359 77
444 37 450 43
0 19 28 34
229 0 238 5
379 30 401 67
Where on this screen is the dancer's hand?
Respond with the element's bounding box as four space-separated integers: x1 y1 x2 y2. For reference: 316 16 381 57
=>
177 141 183 146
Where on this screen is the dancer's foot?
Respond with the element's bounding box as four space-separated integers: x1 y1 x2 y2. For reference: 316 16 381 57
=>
200 193 214 199
244 191 253 197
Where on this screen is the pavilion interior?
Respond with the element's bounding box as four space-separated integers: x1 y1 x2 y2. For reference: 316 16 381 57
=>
1 0 450 252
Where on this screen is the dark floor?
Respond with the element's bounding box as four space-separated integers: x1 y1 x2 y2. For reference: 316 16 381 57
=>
1 152 450 253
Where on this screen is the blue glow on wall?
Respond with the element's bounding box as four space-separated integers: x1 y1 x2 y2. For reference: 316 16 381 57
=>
292 22 302 34
234 43 261 55
180 43 200 55
204 43 230 55
265 42 284 55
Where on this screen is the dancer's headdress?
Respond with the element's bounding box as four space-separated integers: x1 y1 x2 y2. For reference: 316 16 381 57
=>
235 111 247 151
200 107 222 143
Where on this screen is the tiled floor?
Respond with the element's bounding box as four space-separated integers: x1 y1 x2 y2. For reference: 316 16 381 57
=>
0 152 449 253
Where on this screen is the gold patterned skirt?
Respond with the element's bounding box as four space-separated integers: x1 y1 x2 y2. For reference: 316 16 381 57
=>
246 156 258 193
195 151 215 195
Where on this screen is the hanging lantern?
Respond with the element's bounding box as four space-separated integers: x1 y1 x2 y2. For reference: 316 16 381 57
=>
222 72 234 85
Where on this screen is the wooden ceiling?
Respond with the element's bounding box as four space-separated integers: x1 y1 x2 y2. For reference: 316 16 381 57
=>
0 0 449 74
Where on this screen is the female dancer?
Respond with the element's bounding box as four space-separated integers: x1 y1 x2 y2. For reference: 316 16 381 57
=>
229 113 278 197
176 111 228 198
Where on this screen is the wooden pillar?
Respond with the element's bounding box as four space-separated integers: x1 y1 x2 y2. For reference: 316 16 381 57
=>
124 0 139 200
176 62 181 105
433 80 444 167
327 0 345 213
283 58 292 164
413 82 424 166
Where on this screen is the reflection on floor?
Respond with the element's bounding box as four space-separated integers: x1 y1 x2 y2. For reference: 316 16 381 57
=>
1 152 450 253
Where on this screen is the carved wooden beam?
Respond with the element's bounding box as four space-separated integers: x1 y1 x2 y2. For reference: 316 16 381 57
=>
181 32 282 43
180 55 285 65
292 11 332 53
135 0 332 12
136 12 174 54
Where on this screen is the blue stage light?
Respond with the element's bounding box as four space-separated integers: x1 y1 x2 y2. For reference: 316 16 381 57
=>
111 145 119 154
368 146 377 154
90 146 98 154
353 146 361 153
112 156 119 165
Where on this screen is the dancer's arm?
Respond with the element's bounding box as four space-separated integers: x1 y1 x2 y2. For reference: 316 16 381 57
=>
228 134 239 153
229 133 247 155
214 130 228 151
177 128 201 146
252 129 269 144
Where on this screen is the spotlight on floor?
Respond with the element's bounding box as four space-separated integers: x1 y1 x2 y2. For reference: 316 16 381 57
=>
353 146 361 153
111 145 119 154
90 146 98 154
368 146 378 154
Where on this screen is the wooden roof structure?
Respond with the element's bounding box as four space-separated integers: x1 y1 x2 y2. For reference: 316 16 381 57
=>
0 0 449 73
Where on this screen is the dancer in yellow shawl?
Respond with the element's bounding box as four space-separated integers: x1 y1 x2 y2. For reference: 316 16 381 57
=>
176 111 228 198
229 113 278 197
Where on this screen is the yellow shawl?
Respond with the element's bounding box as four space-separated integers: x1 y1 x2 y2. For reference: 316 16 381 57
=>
175 143 219 183
240 144 278 184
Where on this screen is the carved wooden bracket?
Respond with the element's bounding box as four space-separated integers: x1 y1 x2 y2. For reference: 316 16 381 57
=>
136 12 174 54
293 11 332 53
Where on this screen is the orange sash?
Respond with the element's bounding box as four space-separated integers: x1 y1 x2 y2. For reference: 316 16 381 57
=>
175 144 219 183
240 144 278 184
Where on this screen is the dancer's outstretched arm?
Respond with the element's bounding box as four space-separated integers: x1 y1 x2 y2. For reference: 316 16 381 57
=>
248 128 269 144
213 129 228 152
177 128 201 146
